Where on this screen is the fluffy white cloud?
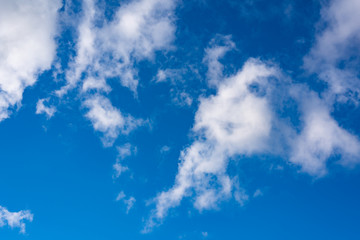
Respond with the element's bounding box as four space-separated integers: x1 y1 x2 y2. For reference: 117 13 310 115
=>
147 35 360 229
36 98 56 118
289 88 360 176
55 0 177 146
83 95 143 147
146 58 277 231
0 0 62 121
304 0 360 99
0 206 33 234
58 0 176 96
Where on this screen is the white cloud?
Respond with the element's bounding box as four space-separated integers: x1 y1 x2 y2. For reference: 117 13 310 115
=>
54 0 177 145
155 69 184 84
116 191 136 214
146 58 277 231
154 68 194 107
304 0 360 99
0 0 61 121
203 35 235 87
146 37 360 230
289 89 360 176
58 0 176 96
0 206 33 234
171 90 193 107
253 189 263 198
36 98 56 118
113 163 129 178
117 143 137 160
82 77 111 93
83 95 143 147
113 143 137 178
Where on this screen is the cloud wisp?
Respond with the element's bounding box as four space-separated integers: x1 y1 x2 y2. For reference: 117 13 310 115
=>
116 191 136 214
113 143 137 178
83 95 144 146
304 0 360 101
54 0 177 146
145 58 278 231
0 206 33 234
36 98 56 119
59 0 177 96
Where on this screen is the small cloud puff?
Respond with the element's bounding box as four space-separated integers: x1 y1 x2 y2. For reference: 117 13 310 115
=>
113 143 137 178
0 206 33 234
36 98 56 119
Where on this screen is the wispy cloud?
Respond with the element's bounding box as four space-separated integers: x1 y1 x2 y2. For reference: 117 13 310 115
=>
116 191 136 214
57 0 177 96
54 0 177 146
146 28 360 230
0 206 33 234
304 0 360 101
203 35 236 87
288 87 360 176
145 57 278 231
36 98 56 119
83 95 143 147
113 143 137 178
154 68 196 107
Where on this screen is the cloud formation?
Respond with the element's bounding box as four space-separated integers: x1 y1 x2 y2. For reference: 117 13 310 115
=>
113 143 137 178
0 206 33 234
83 95 143 146
304 0 360 100
55 0 177 146
116 191 136 214
147 58 277 230
288 87 360 176
36 98 56 119
148 31 360 229
0 0 61 121
58 0 176 95
203 35 236 87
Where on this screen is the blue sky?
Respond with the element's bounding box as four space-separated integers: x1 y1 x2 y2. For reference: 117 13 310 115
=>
1 0 360 239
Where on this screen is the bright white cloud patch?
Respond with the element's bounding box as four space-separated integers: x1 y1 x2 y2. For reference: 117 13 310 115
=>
83 95 143 146
146 58 277 231
55 0 177 146
36 98 56 118
147 33 360 229
289 89 360 176
0 0 61 121
58 0 176 96
304 0 360 99
0 206 33 234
